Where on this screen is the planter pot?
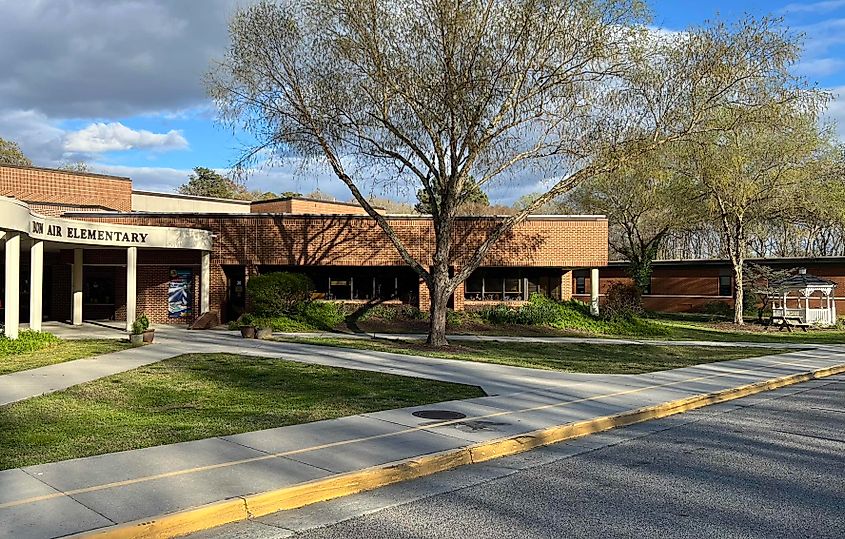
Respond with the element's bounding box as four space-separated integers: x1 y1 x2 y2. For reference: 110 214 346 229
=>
142 329 155 343
255 327 273 340
240 326 256 338
129 333 144 345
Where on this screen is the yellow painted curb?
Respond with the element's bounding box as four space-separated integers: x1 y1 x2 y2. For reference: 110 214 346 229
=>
76 363 845 539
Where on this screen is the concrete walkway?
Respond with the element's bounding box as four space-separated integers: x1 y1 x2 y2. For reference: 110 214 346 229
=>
276 330 819 349
1 323 818 407
1 334 844 538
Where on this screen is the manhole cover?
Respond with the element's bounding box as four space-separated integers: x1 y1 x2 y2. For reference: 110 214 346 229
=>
412 410 467 420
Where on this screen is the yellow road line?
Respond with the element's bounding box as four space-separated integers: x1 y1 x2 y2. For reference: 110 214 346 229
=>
1 356 833 511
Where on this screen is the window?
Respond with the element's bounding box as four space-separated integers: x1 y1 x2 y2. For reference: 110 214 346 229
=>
465 275 483 301
504 278 522 301
575 276 586 295
643 277 652 295
719 275 732 297
485 277 503 300
527 276 549 297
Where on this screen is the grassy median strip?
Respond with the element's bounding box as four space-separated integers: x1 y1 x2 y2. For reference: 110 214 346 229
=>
0 353 484 470
278 337 795 374
0 337 130 376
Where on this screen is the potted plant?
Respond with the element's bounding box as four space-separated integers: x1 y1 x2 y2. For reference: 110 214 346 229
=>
129 316 145 345
238 313 256 338
135 313 155 343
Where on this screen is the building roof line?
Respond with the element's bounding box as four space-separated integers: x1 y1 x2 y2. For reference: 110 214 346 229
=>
62 211 607 221
0 163 131 182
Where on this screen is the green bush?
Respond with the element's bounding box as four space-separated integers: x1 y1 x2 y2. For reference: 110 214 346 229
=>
247 272 314 316
0 330 62 356
228 301 346 332
298 301 346 329
357 304 425 322
131 313 150 335
476 294 669 337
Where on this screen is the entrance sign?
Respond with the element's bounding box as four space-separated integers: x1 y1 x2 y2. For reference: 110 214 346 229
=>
168 269 194 318
0 196 212 250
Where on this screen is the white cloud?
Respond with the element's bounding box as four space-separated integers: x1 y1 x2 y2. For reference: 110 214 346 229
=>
824 86 845 139
795 57 845 77
780 0 845 14
63 122 188 153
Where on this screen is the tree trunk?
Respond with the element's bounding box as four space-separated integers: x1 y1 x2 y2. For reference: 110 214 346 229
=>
733 262 744 325
427 263 452 347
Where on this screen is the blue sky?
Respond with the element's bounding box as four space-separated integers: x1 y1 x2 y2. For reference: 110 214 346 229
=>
1 0 844 202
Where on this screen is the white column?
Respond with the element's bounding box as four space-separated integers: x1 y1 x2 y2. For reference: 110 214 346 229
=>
590 267 600 316
126 247 137 332
29 240 43 331
72 248 83 325
4 233 21 339
200 250 210 313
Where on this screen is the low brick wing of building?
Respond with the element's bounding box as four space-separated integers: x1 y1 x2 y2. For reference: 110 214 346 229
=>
0 165 608 332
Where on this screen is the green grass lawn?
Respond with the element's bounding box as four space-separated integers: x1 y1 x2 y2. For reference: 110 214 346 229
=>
0 339 131 375
0 353 484 470
636 318 845 344
277 337 795 374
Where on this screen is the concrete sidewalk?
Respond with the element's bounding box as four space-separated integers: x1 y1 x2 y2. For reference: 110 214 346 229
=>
276 330 820 349
4 325 812 406
1 347 843 539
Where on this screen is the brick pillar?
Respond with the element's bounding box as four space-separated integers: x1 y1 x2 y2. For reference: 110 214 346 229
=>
453 278 465 312
560 270 573 301
418 277 430 312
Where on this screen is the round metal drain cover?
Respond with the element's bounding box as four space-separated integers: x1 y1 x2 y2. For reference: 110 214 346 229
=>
412 410 467 420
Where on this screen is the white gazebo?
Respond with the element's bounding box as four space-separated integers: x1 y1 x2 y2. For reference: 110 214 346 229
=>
770 269 837 328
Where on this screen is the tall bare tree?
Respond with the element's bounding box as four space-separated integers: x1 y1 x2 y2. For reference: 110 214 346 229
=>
208 0 810 345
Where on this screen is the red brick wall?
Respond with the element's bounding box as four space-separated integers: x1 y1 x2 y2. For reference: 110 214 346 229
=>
573 265 734 313
71 214 607 321
250 198 371 215
74 215 607 267
0 165 132 211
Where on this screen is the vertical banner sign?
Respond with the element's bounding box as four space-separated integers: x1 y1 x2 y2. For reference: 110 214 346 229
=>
168 269 193 318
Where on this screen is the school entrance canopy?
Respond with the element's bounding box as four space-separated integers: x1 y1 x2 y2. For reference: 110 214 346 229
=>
0 196 213 339
770 269 837 327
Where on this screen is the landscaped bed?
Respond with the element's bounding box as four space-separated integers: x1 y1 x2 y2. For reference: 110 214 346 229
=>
238 295 845 344
0 331 130 375
0 353 485 470
276 337 796 374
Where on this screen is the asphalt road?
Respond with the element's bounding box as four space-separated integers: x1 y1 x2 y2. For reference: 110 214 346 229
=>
192 375 845 539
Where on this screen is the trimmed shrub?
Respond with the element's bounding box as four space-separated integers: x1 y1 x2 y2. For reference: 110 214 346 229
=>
0 330 62 356
603 282 642 319
476 294 669 337
356 304 424 322
298 301 346 329
228 301 347 332
247 272 314 316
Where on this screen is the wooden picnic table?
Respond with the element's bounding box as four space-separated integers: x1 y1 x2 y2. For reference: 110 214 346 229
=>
766 315 809 332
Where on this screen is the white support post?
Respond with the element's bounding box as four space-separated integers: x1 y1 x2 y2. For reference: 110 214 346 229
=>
4 233 21 339
200 250 210 313
29 240 43 332
126 247 137 332
590 267 600 316
72 248 83 325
